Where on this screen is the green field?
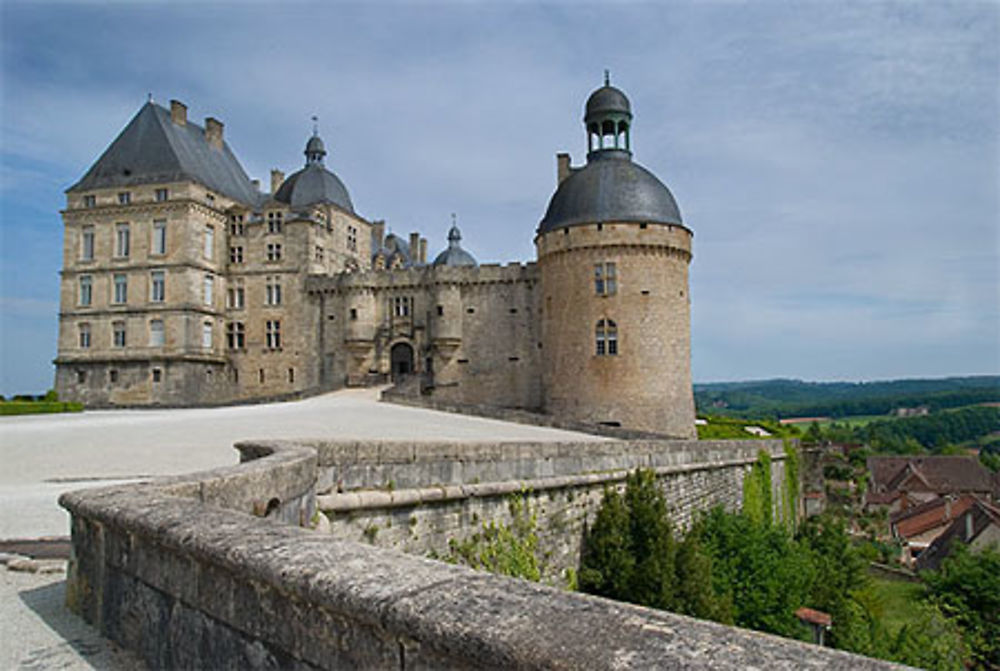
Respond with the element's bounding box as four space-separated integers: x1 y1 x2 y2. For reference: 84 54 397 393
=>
868 576 926 635
0 400 84 416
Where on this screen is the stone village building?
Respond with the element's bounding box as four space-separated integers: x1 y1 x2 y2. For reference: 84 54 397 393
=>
55 78 697 437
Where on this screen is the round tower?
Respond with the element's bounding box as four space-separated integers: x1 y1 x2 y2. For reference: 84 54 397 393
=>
536 77 695 437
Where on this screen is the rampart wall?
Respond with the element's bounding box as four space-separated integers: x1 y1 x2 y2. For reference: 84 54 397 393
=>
60 439 898 670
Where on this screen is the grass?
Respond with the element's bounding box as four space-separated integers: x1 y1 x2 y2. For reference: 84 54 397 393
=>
0 400 84 416
868 576 926 636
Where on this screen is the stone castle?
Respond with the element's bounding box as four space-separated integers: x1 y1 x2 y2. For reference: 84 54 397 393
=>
55 78 696 436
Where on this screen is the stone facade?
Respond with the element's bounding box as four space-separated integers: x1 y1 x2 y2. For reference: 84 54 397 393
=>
56 81 697 436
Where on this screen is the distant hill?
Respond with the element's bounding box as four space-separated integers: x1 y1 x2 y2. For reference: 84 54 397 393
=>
694 376 1000 419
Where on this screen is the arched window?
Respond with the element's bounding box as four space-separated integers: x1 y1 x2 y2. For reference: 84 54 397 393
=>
596 319 618 356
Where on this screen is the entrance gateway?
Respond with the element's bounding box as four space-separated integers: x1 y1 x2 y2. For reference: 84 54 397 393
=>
390 342 414 380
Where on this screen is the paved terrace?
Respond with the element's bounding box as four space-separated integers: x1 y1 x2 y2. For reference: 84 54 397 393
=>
0 388 602 669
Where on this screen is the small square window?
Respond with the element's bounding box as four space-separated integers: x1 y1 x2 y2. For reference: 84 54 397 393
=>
155 188 169 202
117 192 131 205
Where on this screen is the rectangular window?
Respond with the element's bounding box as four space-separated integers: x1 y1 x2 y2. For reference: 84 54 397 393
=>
202 321 213 348
226 322 246 349
266 320 281 349
109 369 119 383
266 243 282 261
152 220 167 255
349 308 357 320
267 211 283 234
595 262 617 295
230 246 244 264
113 273 128 304
155 188 169 202
230 215 245 236
118 192 131 205
203 274 213 305
393 296 411 317
152 368 162 383
265 277 282 305
113 321 126 347
347 225 358 251
83 195 96 208
150 271 165 302
81 226 95 260
227 283 245 310
149 319 165 346
115 223 130 257
204 225 214 260
288 367 295 383
79 275 93 306
78 323 91 348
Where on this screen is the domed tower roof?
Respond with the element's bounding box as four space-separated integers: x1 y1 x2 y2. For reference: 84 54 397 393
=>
273 130 354 212
433 223 477 267
538 74 683 235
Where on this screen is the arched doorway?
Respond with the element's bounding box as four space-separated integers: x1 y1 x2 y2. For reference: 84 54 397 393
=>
390 342 414 381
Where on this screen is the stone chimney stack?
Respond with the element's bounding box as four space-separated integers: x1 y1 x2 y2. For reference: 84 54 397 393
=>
270 170 285 195
419 238 428 264
205 117 224 149
170 100 187 126
372 220 386 248
409 233 421 262
557 153 571 184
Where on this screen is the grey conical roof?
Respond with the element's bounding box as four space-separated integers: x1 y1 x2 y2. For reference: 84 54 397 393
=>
67 102 259 204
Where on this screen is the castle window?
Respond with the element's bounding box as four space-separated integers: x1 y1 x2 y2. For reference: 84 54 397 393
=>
230 215 245 236
265 277 282 305
202 321 213 349
347 226 358 251
115 223 130 257
150 271 165 302
226 322 245 349
155 188 169 202
267 212 283 234
112 321 126 348
152 220 167 255
349 308 357 320
80 226 95 260
206 193 215 205
149 319 164 346
203 274 213 305
436 305 444 317
288 367 295 383
227 282 245 310
266 243 282 261
595 262 616 295
315 246 324 263
117 192 131 205
204 225 214 260
230 246 244 264
78 323 91 349
152 368 162 383
79 275 93 306
265 320 281 349
83 195 96 208
77 370 86 384
596 319 617 356
109 369 119 383
113 273 128 304
259 368 265 384
393 296 411 317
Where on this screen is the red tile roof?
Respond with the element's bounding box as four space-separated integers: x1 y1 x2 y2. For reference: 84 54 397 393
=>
795 607 832 627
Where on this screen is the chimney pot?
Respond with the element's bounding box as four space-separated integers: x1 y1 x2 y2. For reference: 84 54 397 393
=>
557 153 571 184
419 237 428 264
170 100 187 126
409 233 420 262
270 169 285 195
205 117 224 149
372 220 386 249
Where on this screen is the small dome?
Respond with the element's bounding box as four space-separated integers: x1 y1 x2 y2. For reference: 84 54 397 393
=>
305 135 326 157
273 132 353 211
433 225 477 267
585 85 631 124
538 152 682 234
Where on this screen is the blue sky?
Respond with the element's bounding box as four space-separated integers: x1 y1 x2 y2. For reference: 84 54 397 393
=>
1 1 997 395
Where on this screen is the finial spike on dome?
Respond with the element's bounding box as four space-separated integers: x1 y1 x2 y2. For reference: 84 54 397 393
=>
451 212 457 226
147 92 153 103
311 115 319 136
604 69 610 86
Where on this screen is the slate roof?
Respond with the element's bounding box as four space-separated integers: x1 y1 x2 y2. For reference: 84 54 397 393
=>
868 456 994 495
273 164 354 212
68 102 259 205
432 225 477 267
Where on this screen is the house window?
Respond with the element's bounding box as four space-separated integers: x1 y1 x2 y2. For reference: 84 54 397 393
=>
203 275 213 305
83 195 96 208
230 215 245 236
115 223 130 257
227 282 245 310
265 320 281 349
113 273 128 304
347 226 358 251
595 262 616 295
112 321 126 347
149 319 165 346
79 275 93 306
393 296 411 317
230 246 244 264
150 271 165 302
78 323 91 349
152 368 162 383
155 188 169 202
266 243 282 261
596 319 618 356
202 321 213 348
265 277 282 305
204 225 214 260
226 322 245 349
267 211 283 234
315 246 324 263
80 226 95 260
117 192 131 205
152 220 167 255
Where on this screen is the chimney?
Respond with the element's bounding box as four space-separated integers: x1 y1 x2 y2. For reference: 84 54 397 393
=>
205 117 224 149
372 220 386 248
557 153 571 184
270 169 285 195
410 233 420 262
251 179 261 192
419 237 428 264
170 100 187 126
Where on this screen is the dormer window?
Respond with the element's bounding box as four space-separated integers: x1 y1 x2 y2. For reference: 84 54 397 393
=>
83 195 96 208
155 188 169 202
118 192 131 205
